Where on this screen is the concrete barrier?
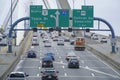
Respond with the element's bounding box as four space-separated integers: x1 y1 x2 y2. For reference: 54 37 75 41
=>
86 45 120 71
0 31 33 80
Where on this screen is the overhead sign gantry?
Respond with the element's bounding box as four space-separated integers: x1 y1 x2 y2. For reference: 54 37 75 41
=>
30 5 69 28
30 5 94 28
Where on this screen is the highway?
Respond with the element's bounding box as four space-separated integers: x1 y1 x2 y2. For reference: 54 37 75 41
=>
10 32 120 80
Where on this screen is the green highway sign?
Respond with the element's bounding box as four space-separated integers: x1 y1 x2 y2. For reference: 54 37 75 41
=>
30 5 42 28
30 5 69 28
72 6 94 28
39 9 69 27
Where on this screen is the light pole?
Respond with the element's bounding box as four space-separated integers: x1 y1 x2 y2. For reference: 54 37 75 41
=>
84 0 86 5
11 0 12 28
73 0 74 9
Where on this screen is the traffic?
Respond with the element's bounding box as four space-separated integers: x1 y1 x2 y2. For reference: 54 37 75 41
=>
6 30 120 80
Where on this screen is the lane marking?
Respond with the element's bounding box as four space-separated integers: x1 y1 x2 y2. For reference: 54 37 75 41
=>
38 67 41 70
87 50 120 77
91 73 95 77
60 61 63 63
81 66 120 79
37 74 39 77
62 66 65 69
31 46 34 48
40 61 41 63
64 73 67 76
81 60 84 64
59 56 61 59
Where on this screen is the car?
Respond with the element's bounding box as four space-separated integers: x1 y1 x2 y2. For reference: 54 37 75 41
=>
45 52 55 61
0 38 7 46
42 56 53 68
7 71 29 80
53 36 58 41
27 50 37 58
43 37 49 43
100 37 107 43
41 68 59 80
64 37 70 42
70 40 75 45
32 37 39 46
44 41 51 47
57 38 64 45
68 58 79 68
66 51 77 61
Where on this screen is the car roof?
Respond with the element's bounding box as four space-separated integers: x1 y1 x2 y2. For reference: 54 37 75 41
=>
67 51 76 56
42 56 53 60
10 71 25 74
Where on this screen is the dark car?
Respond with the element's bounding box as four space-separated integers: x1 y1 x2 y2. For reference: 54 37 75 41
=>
41 68 59 80
27 50 37 58
70 40 74 45
45 53 55 61
42 56 53 68
68 58 79 68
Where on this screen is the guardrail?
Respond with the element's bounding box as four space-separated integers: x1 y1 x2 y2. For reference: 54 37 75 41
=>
86 45 120 72
0 31 33 80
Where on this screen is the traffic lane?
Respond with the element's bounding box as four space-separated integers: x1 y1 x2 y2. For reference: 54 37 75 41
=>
56 42 120 79
52 43 96 80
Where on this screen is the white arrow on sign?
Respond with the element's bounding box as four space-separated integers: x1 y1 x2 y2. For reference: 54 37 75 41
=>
55 11 60 27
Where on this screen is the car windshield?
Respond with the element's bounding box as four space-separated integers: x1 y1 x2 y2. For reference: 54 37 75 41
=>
70 59 78 62
44 70 55 74
10 73 25 78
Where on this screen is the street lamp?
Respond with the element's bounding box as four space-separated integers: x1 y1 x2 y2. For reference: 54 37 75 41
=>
84 0 86 5
11 0 12 27
73 0 74 9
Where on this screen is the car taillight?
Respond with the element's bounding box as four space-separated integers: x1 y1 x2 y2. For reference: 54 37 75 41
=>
53 73 57 77
43 63 46 65
42 73 46 76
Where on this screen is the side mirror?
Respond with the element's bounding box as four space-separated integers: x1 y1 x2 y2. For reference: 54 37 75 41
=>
26 74 29 77
41 71 43 73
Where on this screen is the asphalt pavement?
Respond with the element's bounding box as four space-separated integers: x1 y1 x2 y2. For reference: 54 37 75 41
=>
10 32 120 80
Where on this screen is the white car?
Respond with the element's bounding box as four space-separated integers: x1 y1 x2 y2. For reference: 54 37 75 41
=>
32 37 39 46
57 38 64 45
44 41 51 47
100 37 107 43
66 51 78 61
7 71 29 80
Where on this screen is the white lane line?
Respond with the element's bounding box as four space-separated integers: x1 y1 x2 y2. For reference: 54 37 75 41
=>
81 66 120 79
81 60 84 64
87 50 120 77
37 73 39 77
60 60 63 63
64 73 67 76
38 67 41 70
40 61 41 63
91 73 95 77
62 66 65 69
31 46 34 48
59 56 61 59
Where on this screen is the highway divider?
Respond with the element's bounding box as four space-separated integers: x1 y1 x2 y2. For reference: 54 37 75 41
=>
0 31 33 80
86 44 120 72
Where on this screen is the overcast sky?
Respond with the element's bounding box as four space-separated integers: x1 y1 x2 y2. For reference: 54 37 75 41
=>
0 0 120 36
